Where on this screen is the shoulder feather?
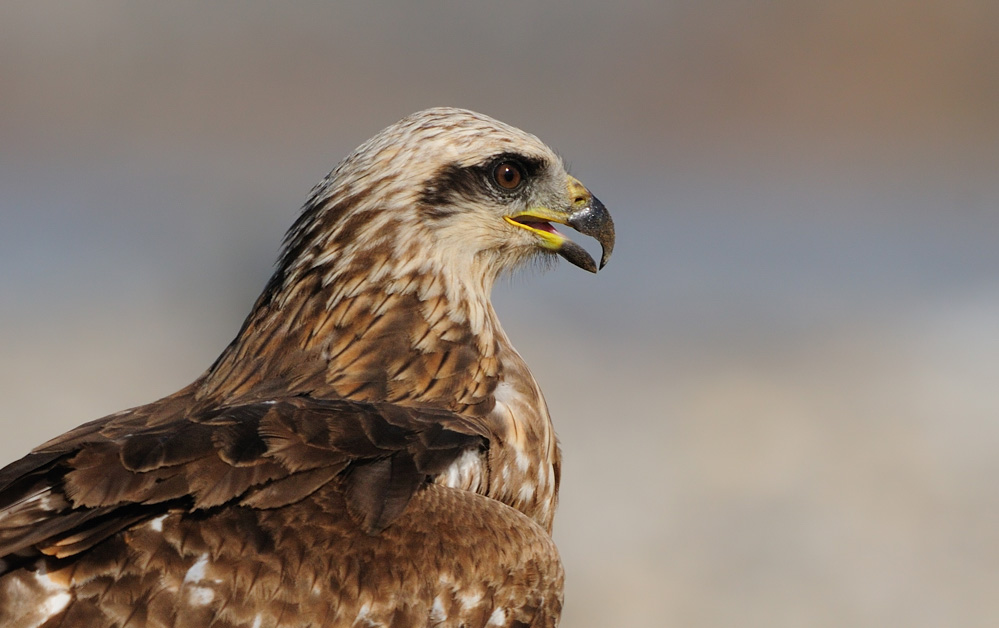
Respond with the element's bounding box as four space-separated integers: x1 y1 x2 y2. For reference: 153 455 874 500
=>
0 397 487 561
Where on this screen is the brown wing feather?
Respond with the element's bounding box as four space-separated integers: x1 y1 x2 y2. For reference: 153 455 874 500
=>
0 396 486 562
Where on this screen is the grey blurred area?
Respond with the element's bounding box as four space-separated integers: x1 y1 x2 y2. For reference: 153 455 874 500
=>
3 1 999 625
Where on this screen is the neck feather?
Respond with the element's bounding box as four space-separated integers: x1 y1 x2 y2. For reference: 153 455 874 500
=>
198 237 505 417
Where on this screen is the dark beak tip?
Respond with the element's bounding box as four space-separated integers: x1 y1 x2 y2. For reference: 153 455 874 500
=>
567 194 615 272
557 241 598 273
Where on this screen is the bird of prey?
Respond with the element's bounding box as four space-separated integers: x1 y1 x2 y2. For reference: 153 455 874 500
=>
0 107 614 628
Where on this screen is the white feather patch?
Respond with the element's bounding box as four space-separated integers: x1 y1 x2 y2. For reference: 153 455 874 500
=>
183 554 210 584
182 554 217 607
438 448 484 492
32 570 72 625
487 607 508 626
148 514 168 532
187 586 215 606
429 595 447 623
458 589 484 609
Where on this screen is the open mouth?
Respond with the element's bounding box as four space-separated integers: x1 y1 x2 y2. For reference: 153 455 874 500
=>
504 214 566 245
510 217 560 235
504 194 613 274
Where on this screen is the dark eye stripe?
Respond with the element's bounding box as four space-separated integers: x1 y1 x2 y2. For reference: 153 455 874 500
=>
418 153 548 218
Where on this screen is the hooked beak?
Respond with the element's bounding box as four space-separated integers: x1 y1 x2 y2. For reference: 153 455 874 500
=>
503 175 615 273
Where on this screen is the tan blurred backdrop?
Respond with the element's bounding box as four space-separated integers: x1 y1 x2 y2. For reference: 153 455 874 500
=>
2 2 998 626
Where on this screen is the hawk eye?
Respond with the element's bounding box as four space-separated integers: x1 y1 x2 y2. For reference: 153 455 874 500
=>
493 162 524 190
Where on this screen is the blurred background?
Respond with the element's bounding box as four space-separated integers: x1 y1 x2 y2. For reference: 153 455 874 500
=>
2 2 998 626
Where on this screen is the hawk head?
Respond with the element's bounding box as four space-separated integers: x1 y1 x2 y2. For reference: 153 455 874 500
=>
278 107 614 300
201 108 614 410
